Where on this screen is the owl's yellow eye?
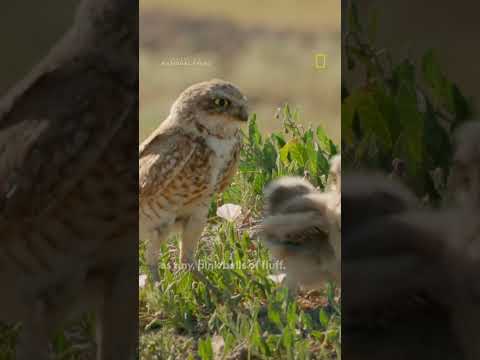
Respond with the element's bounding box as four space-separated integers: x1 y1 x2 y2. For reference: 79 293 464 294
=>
214 98 229 108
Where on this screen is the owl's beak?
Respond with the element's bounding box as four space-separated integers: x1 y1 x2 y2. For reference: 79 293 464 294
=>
237 107 249 122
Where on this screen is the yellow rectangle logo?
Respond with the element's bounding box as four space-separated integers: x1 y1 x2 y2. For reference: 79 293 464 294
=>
315 53 327 69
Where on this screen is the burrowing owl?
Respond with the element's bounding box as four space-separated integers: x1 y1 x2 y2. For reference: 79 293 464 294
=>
139 79 248 281
0 0 138 358
260 156 342 291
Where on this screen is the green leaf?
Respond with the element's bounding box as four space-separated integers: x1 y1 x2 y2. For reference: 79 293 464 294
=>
450 83 472 122
303 128 314 144
248 114 262 147
279 139 301 165
262 139 278 173
373 86 398 139
198 337 214 360
342 88 391 148
422 50 444 93
317 151 330 175
271 133 286 148
252 322 270 356
357 95 392 151
394 73 424 172
305 138 319 176
282 327 294 353
421 50 453 110
268 306 283 330
316 126 332 153
286 302 297 328
319 309 330 328
289 142 307 166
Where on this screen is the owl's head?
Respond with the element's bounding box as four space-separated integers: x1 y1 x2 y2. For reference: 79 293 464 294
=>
170 79 249 138
263 177 317 216
450 121 480 209
342 172 419 239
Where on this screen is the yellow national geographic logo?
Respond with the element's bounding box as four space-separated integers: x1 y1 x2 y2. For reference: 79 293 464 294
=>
315 53 327 69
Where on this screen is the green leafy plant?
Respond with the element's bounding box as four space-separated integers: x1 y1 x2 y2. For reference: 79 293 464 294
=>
342 3 475 202
139 107 340 360
244 105 337 189
217 104 338 219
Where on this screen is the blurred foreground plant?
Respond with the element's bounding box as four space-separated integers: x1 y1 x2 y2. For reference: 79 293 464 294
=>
342 2 476 203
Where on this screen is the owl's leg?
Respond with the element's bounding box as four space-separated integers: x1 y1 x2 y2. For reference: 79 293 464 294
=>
146 225 170 282
181 207 236 301
95 265 137 360
285 275 300 297
181 207 208 265
16 301 50 360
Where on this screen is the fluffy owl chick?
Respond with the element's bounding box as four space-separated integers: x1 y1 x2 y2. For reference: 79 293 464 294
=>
341 172 423 308
448 121 480 209
343 206 480 360
263 176 317 216
328 154 341 194
327 155 341 255
139 79 248 281
341 170 480 360
260 174 340 291
342 171 419 245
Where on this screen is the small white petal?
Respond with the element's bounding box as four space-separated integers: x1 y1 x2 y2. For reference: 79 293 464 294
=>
212 335 225 356
268 273 287 284
139 274 147 288
216 203 242 222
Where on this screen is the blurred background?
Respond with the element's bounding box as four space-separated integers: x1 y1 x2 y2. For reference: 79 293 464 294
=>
0 1 78 96
343 0 480 111
140 0 341 142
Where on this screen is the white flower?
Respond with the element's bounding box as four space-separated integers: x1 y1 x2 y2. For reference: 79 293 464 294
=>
212 335 225 357
268 273 287 284
139 274 147 288
216 203 242 222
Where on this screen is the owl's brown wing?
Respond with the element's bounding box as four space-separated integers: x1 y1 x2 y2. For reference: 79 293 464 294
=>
139 127 198 200
217 135 241 193
0 59 134 220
